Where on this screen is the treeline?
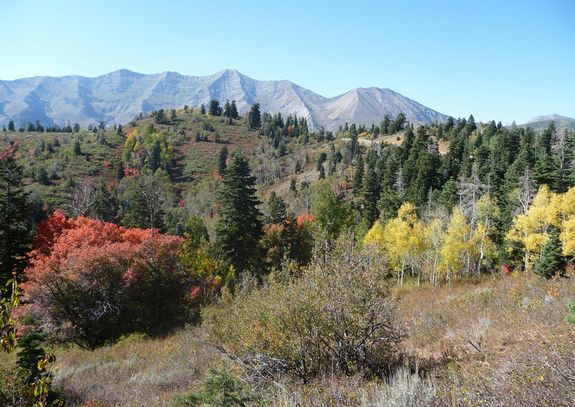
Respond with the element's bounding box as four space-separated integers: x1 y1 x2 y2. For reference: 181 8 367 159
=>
296 117 573 286
2 119 115 133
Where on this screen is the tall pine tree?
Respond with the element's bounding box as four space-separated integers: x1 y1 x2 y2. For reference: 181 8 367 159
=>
247 103 261 129
362 164 380 226
218 145 228 176
0 152 32 287
353 153 364 194
215 153 263 275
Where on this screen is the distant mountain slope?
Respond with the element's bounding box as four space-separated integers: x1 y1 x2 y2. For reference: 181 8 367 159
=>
520 114 575 131
0 69 449 130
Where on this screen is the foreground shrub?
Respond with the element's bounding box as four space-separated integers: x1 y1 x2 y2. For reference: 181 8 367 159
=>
173 366 255 407
21 212 190 349
203 236 404 383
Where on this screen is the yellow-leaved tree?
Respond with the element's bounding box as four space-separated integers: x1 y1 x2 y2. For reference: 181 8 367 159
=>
505 185 560 271
364 202 426 285
438 208 470 284
558 187 575 256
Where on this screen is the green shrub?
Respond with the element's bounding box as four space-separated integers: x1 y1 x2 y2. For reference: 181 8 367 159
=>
203 235 404 383
173 366 254 407
568 301 575 324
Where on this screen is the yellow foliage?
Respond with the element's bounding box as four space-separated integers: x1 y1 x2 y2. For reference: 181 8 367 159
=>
397 202 418 225
363 220 385 248
506 185 560 270
557 187 575 256
363 203 426 282
438 209 470 280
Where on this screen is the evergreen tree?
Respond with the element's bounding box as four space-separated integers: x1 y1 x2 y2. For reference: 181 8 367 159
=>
0 154 32 286
316 152 327 171
17 330 47 382
465 114 477 132
534 152 558 188
554 129 574 192
218 145 228 176
289 178 297 192
36 167 49 185
267 192 287 224
215 153 263 275
362 164 380 225
116 162 125 180
209 100 221 116
539 122 556 155
534 228 564 279
381 115 391 135
8 120 15 131
148 139 162 172
377 187 401 221
223 100 232 118
73 139 82 155
349 132 359 160
439 178 458 211
200 104 206 115
393 113 407 132
93 182 119 222
155 109 167 124
353 152 364 194
247 103 261 129
230 100 239 119
401 126 415 160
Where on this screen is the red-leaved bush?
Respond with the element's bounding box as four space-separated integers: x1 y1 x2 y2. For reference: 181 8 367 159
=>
21 211 190 349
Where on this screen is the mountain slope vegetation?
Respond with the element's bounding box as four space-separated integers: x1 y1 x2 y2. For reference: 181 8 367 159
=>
1 104 575 406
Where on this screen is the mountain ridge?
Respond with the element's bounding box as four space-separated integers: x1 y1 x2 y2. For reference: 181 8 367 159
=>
0 69 449 130
519 113 575 131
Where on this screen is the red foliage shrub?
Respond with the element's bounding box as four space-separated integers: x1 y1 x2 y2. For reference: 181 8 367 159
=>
501 263 513 275
296 213 315 227
21 212 189 349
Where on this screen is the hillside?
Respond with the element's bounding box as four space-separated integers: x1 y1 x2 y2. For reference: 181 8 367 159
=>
2 111 575 407
0 69 449 130
43 273 575 406
0 107 334 233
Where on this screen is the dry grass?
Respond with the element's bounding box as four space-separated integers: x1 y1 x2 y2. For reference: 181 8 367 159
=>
264 367 437 406
28 272 575 406
396 271 575 406
52 329 218 407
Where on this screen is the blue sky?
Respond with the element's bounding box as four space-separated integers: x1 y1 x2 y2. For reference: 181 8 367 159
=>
0 0 573 123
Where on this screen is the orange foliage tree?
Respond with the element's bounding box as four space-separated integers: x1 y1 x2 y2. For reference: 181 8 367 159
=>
260 214 315 270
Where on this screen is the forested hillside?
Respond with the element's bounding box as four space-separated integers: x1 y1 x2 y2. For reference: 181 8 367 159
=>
1 104 575 406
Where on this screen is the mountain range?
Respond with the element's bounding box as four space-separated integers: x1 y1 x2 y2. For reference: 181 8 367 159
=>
0 69 449 130
520 114 575 131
